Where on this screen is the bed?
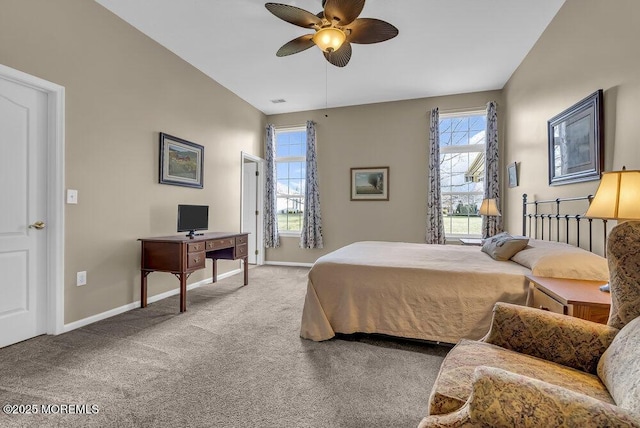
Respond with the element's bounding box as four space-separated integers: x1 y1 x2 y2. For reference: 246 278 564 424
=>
300 195 610 344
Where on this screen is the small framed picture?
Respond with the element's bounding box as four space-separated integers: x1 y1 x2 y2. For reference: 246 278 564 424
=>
507 162 518 188
350 167 389 201
159 132 204 188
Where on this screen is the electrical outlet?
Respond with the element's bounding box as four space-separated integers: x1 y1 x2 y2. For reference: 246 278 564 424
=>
76 271 87 286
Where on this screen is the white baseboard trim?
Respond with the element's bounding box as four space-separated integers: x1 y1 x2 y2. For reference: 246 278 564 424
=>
62 268 242 333
265 261 313 268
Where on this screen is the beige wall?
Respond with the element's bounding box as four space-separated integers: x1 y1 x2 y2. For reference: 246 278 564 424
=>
0 0 265 323
266 91 502 264
502 0 640 254
4 0 633 322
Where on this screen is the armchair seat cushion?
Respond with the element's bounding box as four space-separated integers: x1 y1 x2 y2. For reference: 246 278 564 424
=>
428 339 614 416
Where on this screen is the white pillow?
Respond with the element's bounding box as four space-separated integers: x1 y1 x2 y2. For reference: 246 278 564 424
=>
510 239 609 281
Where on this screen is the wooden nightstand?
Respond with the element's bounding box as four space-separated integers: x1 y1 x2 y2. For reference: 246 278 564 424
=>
525 275 611 324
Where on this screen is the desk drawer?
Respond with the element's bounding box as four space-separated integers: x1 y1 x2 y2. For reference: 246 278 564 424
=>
206 238 235 250
235 244 248 258
187 242 205 253
236 235 248 245
188 251 205 269
531 287 565 315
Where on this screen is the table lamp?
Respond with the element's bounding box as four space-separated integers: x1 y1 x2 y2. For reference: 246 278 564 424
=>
585 167 640 311
479 198 501 239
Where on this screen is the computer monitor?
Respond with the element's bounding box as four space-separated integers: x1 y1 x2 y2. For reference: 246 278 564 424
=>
177 204 208 238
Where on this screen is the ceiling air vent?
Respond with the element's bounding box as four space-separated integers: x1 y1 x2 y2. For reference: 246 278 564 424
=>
270 99 286 104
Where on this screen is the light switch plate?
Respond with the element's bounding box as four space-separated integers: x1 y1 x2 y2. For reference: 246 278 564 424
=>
76 271 87 286
67 189 78 204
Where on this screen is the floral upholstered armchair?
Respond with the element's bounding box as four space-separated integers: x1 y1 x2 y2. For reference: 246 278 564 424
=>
419 222 640 428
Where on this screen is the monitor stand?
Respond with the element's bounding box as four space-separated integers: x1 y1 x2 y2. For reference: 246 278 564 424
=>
185 230 204 239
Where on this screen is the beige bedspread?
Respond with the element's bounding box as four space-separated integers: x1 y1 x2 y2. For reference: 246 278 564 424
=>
300 241 531 344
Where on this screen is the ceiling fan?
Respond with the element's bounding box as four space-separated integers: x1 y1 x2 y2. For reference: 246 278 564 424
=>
265 0 398 67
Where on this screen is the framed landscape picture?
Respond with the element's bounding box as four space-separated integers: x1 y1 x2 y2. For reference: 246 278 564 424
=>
548 90 603 186
350 167 389 201
159 132 204 188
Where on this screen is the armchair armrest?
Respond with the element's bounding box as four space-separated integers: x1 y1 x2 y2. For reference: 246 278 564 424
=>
418 366 640 428
481 302 618 373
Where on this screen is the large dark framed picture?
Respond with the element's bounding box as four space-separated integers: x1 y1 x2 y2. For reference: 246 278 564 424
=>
548 90 603 186
159 132 204 188
350 167 389 201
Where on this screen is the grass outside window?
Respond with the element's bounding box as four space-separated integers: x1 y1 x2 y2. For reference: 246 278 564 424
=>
445 216 482 236
278 212 303 232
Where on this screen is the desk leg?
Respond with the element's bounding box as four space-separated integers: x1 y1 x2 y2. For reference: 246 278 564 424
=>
212 259 217 283
243 257 248 285
141 271 150 308
179 273 187 313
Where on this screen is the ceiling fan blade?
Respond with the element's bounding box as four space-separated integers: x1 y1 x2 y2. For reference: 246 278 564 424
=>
265 3 322 28
345 18 399 44
323 0 365 26
323 42 352 67
276 34 315 56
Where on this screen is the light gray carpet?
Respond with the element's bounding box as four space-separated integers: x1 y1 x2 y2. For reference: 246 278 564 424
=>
0 266 449 427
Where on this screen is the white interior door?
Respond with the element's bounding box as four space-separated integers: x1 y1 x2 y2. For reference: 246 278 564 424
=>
243 162 258 264
0 76 48 348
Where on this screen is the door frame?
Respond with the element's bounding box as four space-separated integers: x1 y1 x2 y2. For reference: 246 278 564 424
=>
0 64 65 335
240 152 264 265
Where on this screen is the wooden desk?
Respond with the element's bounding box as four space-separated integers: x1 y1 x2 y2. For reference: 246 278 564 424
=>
525 275 611 324
139 232 249 312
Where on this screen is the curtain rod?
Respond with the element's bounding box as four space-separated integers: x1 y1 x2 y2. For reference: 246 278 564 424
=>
438 105 488 116
269 123 306 130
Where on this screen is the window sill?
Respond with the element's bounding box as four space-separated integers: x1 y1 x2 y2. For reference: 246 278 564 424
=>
279 231 301 238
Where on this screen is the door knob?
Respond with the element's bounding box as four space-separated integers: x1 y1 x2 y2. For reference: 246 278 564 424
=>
29 221 46 230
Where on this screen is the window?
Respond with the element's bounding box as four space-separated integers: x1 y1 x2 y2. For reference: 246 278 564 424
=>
439 111 486 237
275 126 306 233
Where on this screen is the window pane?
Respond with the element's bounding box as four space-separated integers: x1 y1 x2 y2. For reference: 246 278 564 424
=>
440 153 453 192
440 118 452 133
277 196 304 231
287 179 300 196
470 130 485 145
439 113 486 237
453 130 470 146
275 127 307 232
469 116 484 132
276 197 287 218
276 163 288 180
276 130 306 158
290 131 306 156
440 131 451 146
451 118 465 133
276 138 289 157
289 162 304 179
277 179 288 195
442 193 483 236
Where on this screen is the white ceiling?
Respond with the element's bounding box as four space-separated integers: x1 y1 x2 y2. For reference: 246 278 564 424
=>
94 0 565 115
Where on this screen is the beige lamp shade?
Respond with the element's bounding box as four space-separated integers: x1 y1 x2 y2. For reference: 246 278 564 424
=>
479 198 501 216
585 169 640 220
312 27 346 53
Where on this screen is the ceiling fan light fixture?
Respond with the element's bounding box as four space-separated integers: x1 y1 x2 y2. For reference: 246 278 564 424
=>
312 27 346 53
266 1 397 67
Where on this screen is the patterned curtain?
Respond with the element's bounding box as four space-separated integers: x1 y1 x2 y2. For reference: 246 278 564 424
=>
483 101 503 238
300 120 324 249
264 124 279 248
426 108 446 244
